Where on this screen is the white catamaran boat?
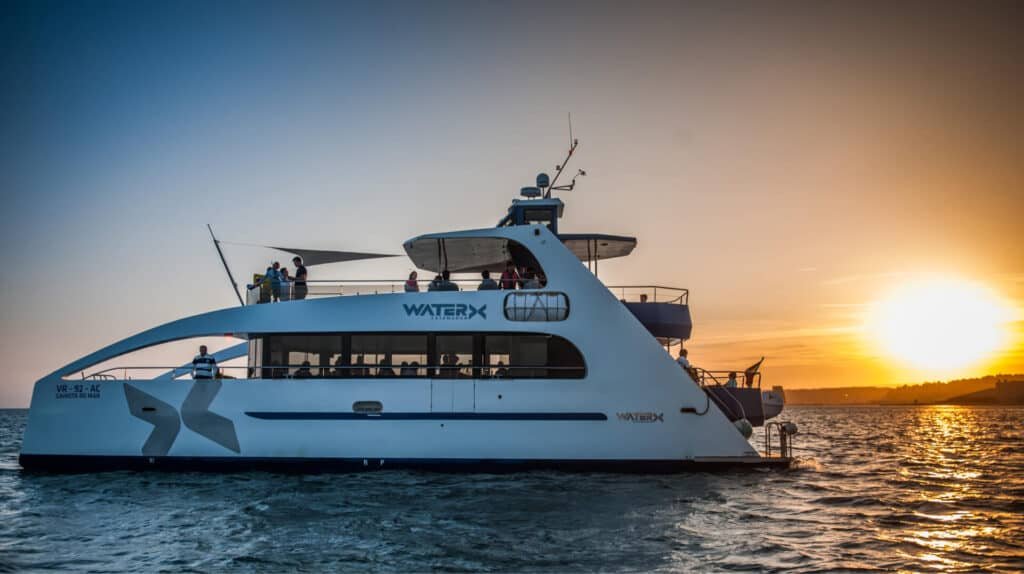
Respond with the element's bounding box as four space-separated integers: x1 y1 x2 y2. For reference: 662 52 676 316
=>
20 142 793 472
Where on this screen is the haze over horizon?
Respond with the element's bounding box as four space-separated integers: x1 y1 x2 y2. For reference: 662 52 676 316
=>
1 0 1022 406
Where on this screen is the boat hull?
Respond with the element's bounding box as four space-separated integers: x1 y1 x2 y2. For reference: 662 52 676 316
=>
20 376 778 472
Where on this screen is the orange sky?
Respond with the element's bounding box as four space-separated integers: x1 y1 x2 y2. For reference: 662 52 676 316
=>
1 1 1022 406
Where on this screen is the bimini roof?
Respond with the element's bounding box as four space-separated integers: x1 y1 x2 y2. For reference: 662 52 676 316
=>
558 234 637 261
403 231 637 272
404 234 514 273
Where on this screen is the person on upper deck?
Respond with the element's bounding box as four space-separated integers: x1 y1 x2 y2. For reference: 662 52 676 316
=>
292 256 308 300
192 345 218 380
437 270 459 291
725 371 738 388
427 274 443 291
294 360 312 379
500 261 519 290
640 294 648 303
522 267 541 289
404 271 420 292
478 270 498 290
250 261 283 302
279 267 291 301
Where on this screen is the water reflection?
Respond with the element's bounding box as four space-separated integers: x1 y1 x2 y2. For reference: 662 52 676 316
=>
1 407 1022 573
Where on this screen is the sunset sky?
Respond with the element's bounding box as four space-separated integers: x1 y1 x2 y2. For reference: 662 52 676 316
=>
1 1 1021 406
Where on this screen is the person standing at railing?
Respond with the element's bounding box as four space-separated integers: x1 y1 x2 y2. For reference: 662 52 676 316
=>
725 371 738 388
500 261 519 290
192 345 218 380
436 270 459 291
292 256 308 300
404 271 420 292
279 267 291 301
478 270 498 290
248 261 283 302
676 348 698 381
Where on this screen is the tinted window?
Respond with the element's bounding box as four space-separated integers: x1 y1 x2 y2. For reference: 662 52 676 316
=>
252 332 584 380
484 334 585 379
351 334 428 378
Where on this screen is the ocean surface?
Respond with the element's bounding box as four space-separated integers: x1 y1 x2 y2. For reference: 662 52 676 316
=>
1 406 1022 573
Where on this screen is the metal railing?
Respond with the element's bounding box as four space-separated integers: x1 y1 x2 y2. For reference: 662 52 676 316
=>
606 286 688 305
243 279 690 306
245 279 544 305
695 368 762 390
82 364 585 381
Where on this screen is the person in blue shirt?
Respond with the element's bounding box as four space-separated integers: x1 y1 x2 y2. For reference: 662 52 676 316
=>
249 262 283 302
478 270 499 290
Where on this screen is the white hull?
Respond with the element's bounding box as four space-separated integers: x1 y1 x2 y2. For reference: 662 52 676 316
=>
21 222 784 471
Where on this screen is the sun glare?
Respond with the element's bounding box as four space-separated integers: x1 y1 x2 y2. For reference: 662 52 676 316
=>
867 278 1012 371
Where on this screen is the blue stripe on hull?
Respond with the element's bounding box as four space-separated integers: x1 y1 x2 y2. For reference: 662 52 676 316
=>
245 411 608 421
18 454 791 473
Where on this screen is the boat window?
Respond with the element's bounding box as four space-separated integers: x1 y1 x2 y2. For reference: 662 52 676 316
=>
436 335 474 378
251 332 584 380
504 292 569 321
265 334 343 378
484 334 585 379
350 334 428 378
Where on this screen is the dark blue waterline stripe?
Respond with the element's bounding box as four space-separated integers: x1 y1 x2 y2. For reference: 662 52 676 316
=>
19 454 791 474
244 411 607 421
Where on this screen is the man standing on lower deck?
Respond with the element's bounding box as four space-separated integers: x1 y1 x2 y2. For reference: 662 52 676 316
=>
192 345 218 380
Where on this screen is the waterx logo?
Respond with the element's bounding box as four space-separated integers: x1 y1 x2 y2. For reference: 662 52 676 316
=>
617 412 665 423
403 303 487 320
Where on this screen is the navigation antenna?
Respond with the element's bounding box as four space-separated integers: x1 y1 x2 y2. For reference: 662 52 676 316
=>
543 113 587 198
208 224 245 307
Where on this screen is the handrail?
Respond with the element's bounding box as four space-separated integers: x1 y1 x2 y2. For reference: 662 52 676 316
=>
696 369 762 390
83 364 585 380
696 368 748 422
605 285 689 305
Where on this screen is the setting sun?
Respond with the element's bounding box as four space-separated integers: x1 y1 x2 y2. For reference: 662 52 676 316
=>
867 278 1012 371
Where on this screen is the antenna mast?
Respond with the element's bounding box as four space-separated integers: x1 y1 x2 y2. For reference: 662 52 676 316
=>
208 224 245 307
545 114 586 197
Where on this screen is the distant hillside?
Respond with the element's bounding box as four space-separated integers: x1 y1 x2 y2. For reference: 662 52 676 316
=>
787 374 1024 405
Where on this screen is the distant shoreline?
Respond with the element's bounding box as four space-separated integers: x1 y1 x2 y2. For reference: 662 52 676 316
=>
785 375 1024 407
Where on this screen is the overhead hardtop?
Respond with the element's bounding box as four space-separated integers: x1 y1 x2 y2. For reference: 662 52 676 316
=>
403 230 637 273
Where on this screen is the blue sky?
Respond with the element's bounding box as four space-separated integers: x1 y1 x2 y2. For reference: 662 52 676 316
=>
1 1 1021 405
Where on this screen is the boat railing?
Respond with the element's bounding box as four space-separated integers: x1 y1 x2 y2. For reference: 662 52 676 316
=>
245 279 492 304
605 285 688 305
695 368 749 422
695 368 762 390
243 279 690 306
764 421 797 459
82 364 586 381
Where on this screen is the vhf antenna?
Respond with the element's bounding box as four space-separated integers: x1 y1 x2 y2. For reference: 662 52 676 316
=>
544 113 587 198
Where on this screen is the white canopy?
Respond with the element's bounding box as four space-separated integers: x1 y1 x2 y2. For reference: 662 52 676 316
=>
403 232 637 273
558 234 637 261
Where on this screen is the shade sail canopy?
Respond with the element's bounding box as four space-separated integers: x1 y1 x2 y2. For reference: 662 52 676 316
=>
268 246 399 266
558 234 637 261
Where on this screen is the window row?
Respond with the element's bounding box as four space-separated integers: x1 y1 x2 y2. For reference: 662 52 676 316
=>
248 332 586 380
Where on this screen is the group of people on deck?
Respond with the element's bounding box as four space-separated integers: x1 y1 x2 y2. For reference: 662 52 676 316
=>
404 260 546 293
249 256 309 303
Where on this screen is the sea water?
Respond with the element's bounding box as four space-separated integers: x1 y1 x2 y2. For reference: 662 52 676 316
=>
1 406 1022 572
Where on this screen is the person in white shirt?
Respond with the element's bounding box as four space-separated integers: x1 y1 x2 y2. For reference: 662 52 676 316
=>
676 348 691 370
676 348 698 381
